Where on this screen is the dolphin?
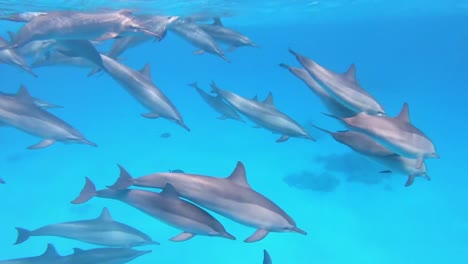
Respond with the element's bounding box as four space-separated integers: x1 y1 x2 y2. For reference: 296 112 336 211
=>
71 171 235 242
0 178 4 184
107 161 307 242
198 17 257 51
168 19 229 62
0 11 47 22
313 125 430 186
289 49 385 115
0 86 97 149
0 91 62 109
0 243 61 264
324 103 439 168
263 249 272 264
210 81 314 142
99 54 190 131
3 10 159 50
14 207 159 247
279 63 355 118
188 82 243 122
60 247 151 264
0 36 37 77
47 39 103 68
31 50 96 69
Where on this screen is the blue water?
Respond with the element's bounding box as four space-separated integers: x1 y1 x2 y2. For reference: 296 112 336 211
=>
1 1 467 263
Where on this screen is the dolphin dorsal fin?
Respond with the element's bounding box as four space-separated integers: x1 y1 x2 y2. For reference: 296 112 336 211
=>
263 92 275 107
343 64 357 82
161 183 180 199
97 207 113 221
16 85 36 105
396 103 410 123
213 17 223 26
252 95 258 101
72 248 85 254
227 162 251 188
42 244 59 257
139 64 153 81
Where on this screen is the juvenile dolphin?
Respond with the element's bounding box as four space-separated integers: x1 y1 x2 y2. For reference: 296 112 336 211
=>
198 17 257 51
314 126 430 186
279 63 355 118
325 103 439 168
289 49 385 115
71 172 235 242
60 247 151 264
0 243 61 264
168 19 229 62
263 249 272 264
0 36 37 77
0 91 62 109
210 81 314 142
0 86 96 149
48 39 103 68
188 82 243 122
99 54 190 131
14 207 159 247
3 10 159 49
107 161 307 242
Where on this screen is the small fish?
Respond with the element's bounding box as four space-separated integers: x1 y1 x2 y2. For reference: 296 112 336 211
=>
160 132 171 138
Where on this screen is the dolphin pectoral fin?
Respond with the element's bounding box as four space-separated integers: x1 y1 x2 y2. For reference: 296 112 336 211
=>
415 157 423 169
276 135 289 143
244 229 269 243
217 115 228 120
226 46 237 52
405 175 415 187
424 174 431 181
193 49 205 55
170 232 195 242
95 32 120 41
141 113 160 119
27 139 55 149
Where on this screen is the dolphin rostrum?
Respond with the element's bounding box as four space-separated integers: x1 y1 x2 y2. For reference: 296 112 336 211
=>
198 17 257 51
0 36 37 77
210 81 314 142
107 161 307 242
279 63 355 118
71 169 235 242
188 82 243 122
14 207 159 247
0 243 61 263
0 86 96 149
324 103 439 169
3 10 159 50
289 49 385 115
99 54 190 131
313 125 430 186
263 249 272 264
168 19 230 62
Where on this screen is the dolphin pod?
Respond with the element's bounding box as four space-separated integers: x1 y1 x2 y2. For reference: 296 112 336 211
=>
0 86 96 149
210 81 314 142
0 243 151 264
324 103 439 169
107 162 307 242
14 207 159 247
71 167 236 242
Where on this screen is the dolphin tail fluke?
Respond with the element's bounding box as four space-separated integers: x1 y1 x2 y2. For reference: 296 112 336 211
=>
71 177 97 204
244 229 269 243
107 164 134 190
14 227 31 245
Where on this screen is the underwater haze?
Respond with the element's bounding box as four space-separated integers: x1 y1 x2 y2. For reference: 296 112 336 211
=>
0 0 467 264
